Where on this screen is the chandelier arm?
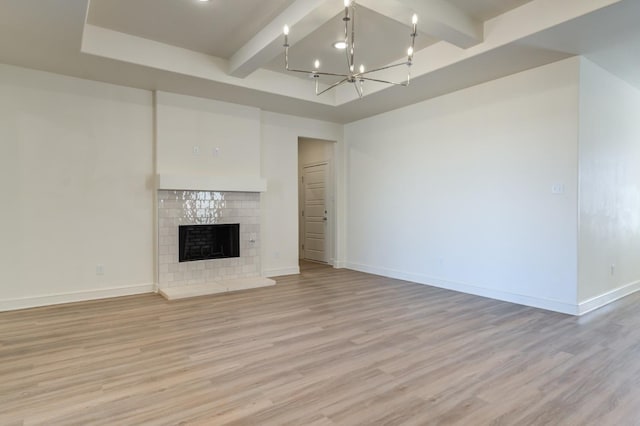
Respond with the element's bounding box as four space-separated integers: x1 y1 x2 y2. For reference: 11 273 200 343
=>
344 43 352 73
408 13 418 63
359 61 411 76
313 71 351 78
285 68 316 74
354 79 364 98
284 68 349 78
343 10 352 72
316 77 350 96
284 42 289 69
410 30 417 60
350 4 356 71
360 77 410 87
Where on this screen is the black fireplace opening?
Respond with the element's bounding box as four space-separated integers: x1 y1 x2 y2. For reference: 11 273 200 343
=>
179 223 240 263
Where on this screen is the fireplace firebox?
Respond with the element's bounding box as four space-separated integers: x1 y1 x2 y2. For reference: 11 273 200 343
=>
178 223 240 262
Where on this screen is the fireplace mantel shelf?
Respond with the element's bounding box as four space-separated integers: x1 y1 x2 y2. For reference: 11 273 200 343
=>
156 174 267 192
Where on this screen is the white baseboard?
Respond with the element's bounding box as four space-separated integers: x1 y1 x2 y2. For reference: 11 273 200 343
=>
578 280 640 315
333 260 346 269
0 283 155 312
345 262 580 315
264 266 300 277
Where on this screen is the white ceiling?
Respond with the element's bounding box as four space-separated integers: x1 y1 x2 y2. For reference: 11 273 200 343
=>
446 0 532 21
87 0 532 81
87 0 298 59
0 0 638 123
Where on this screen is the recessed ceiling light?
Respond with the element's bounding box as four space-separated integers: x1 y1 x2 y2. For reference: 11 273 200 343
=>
332 41 347 50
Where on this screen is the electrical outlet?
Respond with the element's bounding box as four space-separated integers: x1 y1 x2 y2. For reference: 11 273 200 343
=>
213 147 220 157
610 264 616 276
551 183 565 194
192 145 200 155
96 265 104 276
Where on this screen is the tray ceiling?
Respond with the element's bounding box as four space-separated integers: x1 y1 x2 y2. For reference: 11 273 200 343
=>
0 0 638 123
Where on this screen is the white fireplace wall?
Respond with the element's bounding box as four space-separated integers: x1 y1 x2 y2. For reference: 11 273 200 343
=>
158 190 260 288
155 91 261 178
154 91 345 279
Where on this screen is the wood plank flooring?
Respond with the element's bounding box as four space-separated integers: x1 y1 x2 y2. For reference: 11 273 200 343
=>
2 261 640 425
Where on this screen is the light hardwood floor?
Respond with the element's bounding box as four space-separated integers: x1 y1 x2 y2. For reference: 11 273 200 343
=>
2 262 640 425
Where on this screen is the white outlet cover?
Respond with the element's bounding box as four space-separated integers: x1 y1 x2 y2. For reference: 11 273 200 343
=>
551 183 565 194
193 146 200 155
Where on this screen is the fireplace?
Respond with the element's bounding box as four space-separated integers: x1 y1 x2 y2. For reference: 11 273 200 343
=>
179 223 240 262
157 190 260 288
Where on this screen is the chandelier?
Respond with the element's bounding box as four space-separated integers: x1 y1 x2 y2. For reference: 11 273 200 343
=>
283 0 418 99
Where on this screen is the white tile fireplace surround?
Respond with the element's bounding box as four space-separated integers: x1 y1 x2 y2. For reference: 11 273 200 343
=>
157 190 274 299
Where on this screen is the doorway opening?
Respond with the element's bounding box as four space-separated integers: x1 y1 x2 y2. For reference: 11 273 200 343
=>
298 137 336 265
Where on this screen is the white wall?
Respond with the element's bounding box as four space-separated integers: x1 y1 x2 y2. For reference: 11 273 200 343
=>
299 138 335 166
578 58 640 306
11 56 637 315
0 64 155 310
0 64 343 310
298 138 336 261
261 113 343 277
155 91 261 177
344 58 581 313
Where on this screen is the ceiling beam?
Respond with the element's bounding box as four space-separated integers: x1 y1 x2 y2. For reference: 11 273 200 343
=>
229 0 336 78
358 0 483 49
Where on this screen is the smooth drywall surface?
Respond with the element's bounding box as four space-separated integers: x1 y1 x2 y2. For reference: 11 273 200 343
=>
299 138 335 167
578 58 640 303
345 58 580 312
0 64 154 308
261 113 342 277
155 91 261 177
298 138 336 262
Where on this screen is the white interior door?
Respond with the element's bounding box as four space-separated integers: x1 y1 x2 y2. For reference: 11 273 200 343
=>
302 163 328 263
